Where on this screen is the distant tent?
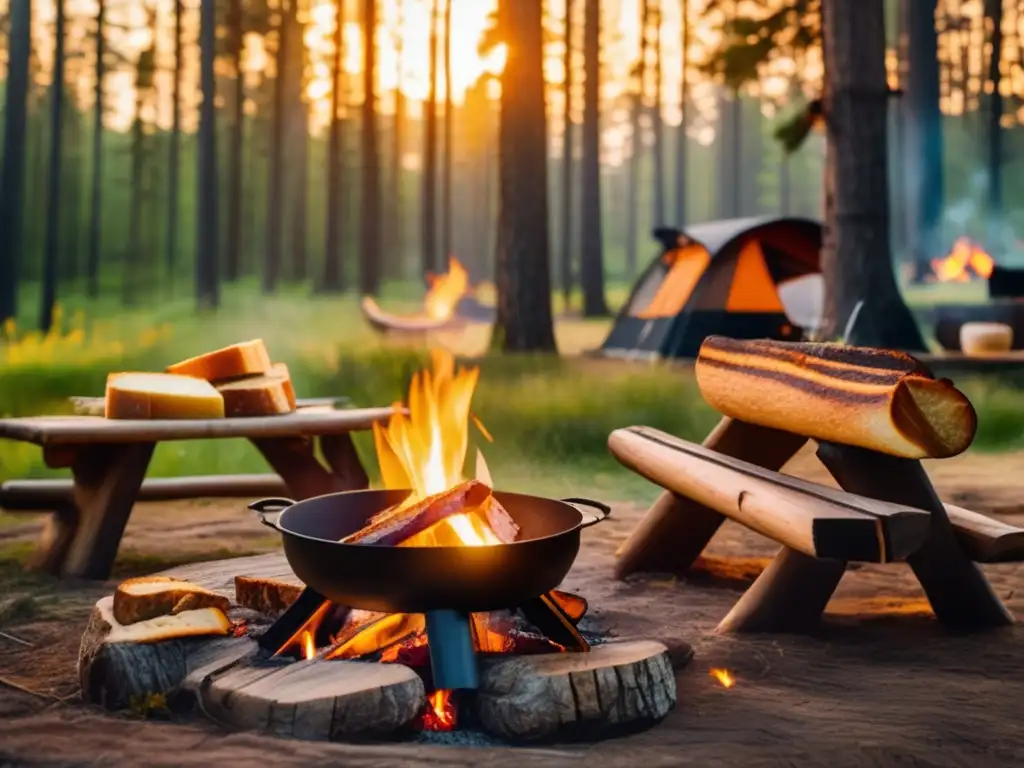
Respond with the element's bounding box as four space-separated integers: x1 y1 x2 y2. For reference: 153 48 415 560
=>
600 216 823 360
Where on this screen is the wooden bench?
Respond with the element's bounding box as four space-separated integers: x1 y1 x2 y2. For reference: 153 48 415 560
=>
609 338 1024 633
0 405 396 580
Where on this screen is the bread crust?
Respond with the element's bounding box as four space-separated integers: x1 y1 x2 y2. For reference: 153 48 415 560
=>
113 576 230 625
166 339 272 381
695 337 977 459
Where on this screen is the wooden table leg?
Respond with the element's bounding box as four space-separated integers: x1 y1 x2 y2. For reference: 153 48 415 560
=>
716 548 847 633
25 501 78 576
613 417 808 579
319 433 370 491
252 437 347 500
62 442 156 580
816 442 1013 629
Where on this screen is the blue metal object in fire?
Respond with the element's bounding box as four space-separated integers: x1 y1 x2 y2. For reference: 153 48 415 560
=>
425 609 479 690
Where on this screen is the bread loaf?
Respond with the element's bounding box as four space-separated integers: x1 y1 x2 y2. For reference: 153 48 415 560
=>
105 607 231 644
270 362 297 409
113 576 231 625
695 336 977 459
166 339 272 381
234 575 303 616
215 366 295 417
960 322 1013 356
105 373 225 420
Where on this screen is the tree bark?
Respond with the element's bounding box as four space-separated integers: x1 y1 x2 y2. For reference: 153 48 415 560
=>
559 0 575 306
900 0 943 279
85 0 104 299
389 2 405 280
441 0 453 262
819 0 925 350
225 0 245 282
421 0 441 276
674 0 687 226
40 0 65 332
360 0 382 296
651 0 665 227
983 0 1003 244
492 0 558 351
166 0 182 281
579 0 608 316
627 0 650 276
323 0 346 293
196 0 220 310
0 0 32 322
264 2 289 293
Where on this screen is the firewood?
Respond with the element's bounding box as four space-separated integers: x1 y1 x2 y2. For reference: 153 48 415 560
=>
341 480 510 545
608 426 932 563
695 336 978 458
234 575 303 617
113 576 230 625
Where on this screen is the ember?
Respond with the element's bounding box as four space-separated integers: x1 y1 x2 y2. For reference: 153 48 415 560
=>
422 690 458 731
710 668 735 688
931 238 994 283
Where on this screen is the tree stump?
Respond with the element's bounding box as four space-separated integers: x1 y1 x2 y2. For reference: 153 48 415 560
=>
476 640 676 742
190 657 425 741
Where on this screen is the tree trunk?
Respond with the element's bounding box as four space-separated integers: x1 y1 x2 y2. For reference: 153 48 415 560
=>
389 0 406 280
674 0 687 226
196 0 220 310
125 106 144 306
166 0 182 281
492 0 558 351
264 2 289 293
323 0 346 293
901 0 943 280
62 85 82 283
40 0 65 332
819 0 925 350
291 103 310 282
651 0 665 227
579 0 608 317
422 0 440 276
86 0 104 299
983 0 1003 244
441 0 453 262
627 0 650 276
225 0 245 282
560 0 575 306
0 0 32 322
360 0 382 295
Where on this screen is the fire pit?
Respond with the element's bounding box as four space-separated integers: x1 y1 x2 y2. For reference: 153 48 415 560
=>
77 350 677 743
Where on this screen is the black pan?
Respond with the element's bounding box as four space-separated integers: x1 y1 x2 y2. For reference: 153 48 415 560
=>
250 489 610 614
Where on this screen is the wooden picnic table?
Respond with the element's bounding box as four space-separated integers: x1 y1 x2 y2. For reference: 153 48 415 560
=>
0 405 396 580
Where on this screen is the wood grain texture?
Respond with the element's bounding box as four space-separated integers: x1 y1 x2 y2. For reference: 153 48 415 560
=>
476 640 676 742
0 407 396 445
946 504 1024 563
609 426 931 563
613 417 808 578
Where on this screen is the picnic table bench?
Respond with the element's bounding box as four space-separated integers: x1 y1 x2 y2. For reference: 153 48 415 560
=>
0 403 396 580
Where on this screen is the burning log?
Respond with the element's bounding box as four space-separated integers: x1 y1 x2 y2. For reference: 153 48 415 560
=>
695 336 978 459
341 480 517 546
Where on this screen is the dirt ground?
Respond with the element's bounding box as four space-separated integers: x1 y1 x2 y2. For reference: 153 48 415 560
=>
2 446 1024 767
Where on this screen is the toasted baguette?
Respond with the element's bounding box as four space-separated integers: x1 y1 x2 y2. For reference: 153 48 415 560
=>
215 368 295 417
105 373 225 420
167 339 272 381
695 336 977 459
113 576 231 625
106 606 232 644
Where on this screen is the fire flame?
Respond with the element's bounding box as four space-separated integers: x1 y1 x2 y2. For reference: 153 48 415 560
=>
424 256 470 321
931 238 994 282
709 668 735 688
372 348 500 546
423 690 458 731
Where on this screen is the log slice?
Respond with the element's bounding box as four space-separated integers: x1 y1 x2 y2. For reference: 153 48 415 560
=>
475 640 676 742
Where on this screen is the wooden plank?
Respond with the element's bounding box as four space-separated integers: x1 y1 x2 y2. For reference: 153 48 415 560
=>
816 442 1014 629
946 504 1024 563
0 474 289 509
0 406 396 446
613 417 808 578
609 427 931 562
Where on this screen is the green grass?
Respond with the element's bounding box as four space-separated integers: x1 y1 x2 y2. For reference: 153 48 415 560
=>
1 284 1023 507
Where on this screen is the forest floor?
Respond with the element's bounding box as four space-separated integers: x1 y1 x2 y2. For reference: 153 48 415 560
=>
2 445 1024 767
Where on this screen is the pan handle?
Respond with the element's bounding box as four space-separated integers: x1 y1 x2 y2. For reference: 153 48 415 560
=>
561 498 612 528
248 497 296 531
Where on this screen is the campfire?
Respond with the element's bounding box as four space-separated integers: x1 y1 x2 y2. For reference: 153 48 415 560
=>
266 349 590 731
930 237 994 283
424 256 470 322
